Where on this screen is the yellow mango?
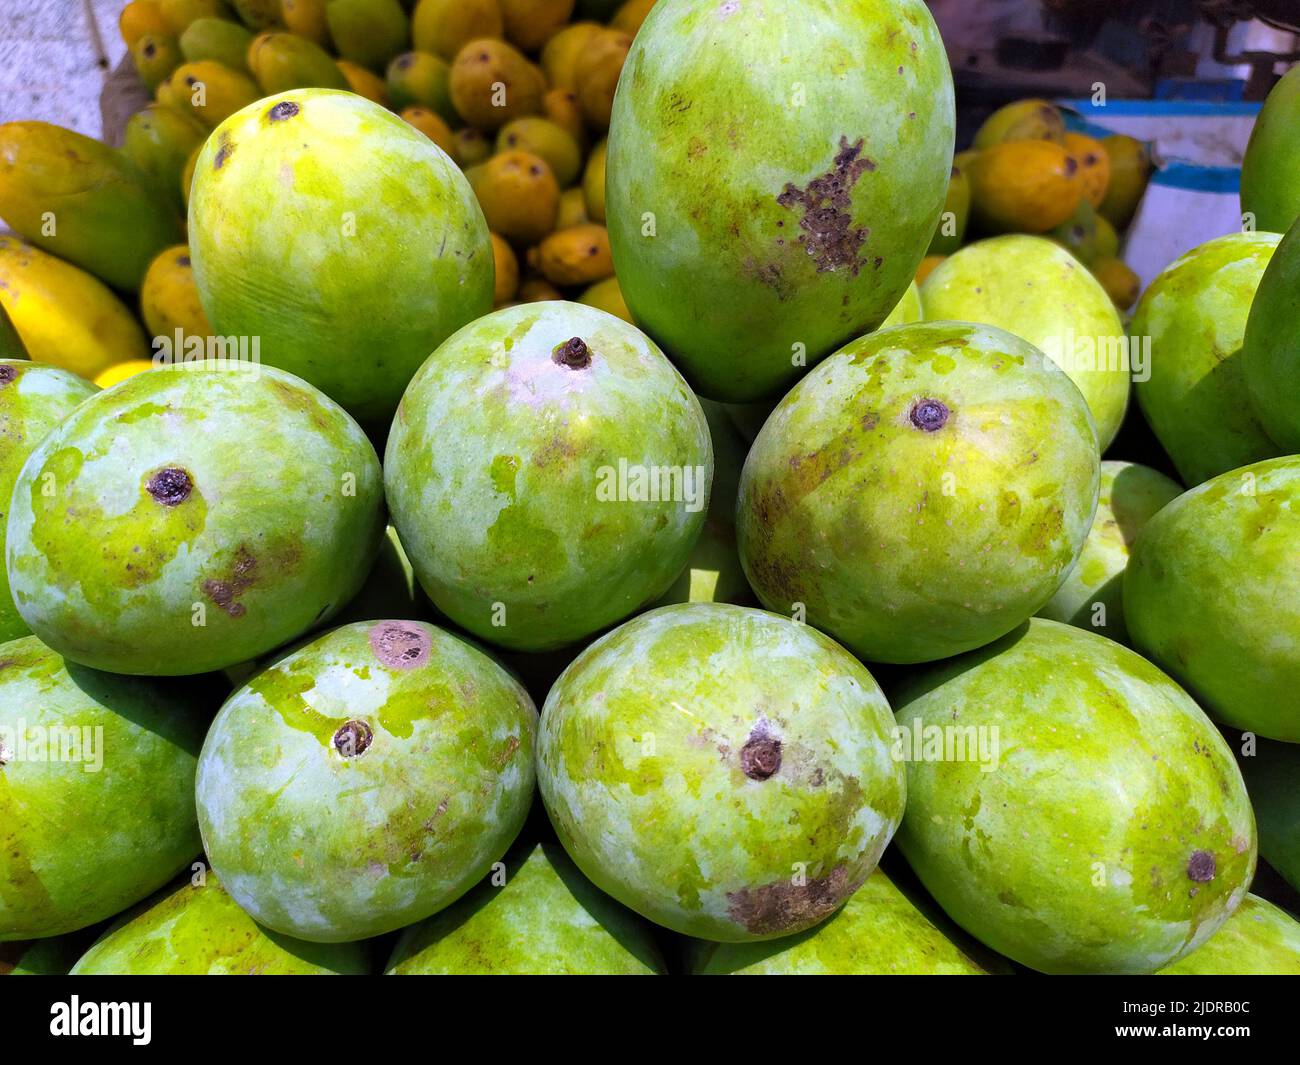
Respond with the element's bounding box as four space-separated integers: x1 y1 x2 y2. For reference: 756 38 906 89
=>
533 222 612 286
412 0 503 61
1064 131 1111 208
967 139 1083 233
140 245 212 341
168 60 262 127
491 232 519 304
474 150 559 244
973 98 1066 149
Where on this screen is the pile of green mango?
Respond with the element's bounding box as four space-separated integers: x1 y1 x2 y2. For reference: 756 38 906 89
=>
0 0 1298 980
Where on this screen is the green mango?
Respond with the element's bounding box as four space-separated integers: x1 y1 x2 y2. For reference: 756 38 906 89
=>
388 842 665 974
1157 895 1300 975
1241 65 1300 235
1243 217 1300 452
123 103 209 214
326 0 410 71
70 874 371 974
5 363 385 676
737 321 1099 664
0 361 98 643
687 867 1008 975
190 89 492 425
920 234 1130 449
197 620 537 941
1125 455 1300 742
248 31 351 94
894 618 1256 974
1036 460 1181 644
1132 231 1282 485
179 16 255 70
0 637 207 940
0 122 184 292
384 302 712 652
1238 739 1300 894
230 0 283 29
1047 196 1099 266
607 0 954 403
385 51 454 120
538 602 906 942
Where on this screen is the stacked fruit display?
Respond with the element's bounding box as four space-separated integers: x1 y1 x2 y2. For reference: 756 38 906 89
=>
924 97 1153 312
1 0 1299 977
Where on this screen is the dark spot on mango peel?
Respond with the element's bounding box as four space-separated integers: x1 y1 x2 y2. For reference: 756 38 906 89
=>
552 337 592 369
727 865 854 935
1187 850 1216 882
213 136 233 170
740 731 782 780
177 254 190 267
369 621 430 669
1064 155 1078 176
333 720 373 758
147 467 192 506
268 101 300 122
910 398 949 431
0 365 17 385
202 545 257 618
776 136 874 275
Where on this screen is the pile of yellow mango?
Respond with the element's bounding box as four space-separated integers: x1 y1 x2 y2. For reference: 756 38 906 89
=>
921 97 1153 312
0 0 644 387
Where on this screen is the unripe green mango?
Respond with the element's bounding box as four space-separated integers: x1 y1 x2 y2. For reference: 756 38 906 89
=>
0 122 184 292
5 363 386 676
687 867 1008 975
894 618 1256 974
123 103 209 214
384 302 712 651
327 0 410 71
190 89 492 424
387 842 666 974
920 234 1130 450
179 15 254 70
131 32 184 91
248 31 351 94
927 165 970 256
1125 455 1300 742
0 637 206 940
1241 65 1300 235
197 620 537 942
385 50 454 119
1132 231 1282 485
737 321 1100 664
0 361 98 643
1036 460 1181 644
607 0 955 403
1243 217 1300 452
1238 739 1300 894
70 874 372 974
1157 895 1300 975
538 603 907 942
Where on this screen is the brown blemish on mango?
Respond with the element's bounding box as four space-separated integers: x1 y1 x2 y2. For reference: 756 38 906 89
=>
727 864 855 935
776 136 875 275
202 545 257 618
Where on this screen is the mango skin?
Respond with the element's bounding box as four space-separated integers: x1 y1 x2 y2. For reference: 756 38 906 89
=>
737 321 1099 665
190 89 493 425
0 637 206 940
0 122 184 292
967 140 1083 234
607 0 954 403
894 618 1256 975
140 244 213 341
920 235 1130 449
1125 456 1300 742
1243 219 1300 452
5 363 385 676
0 237 149 378
687 867 1001 975
1132 231 1282 485
1036 461 1180 646
0 304 26 360
387 841 665 974
0 362 98 643
196 620 537 942
1157 894 1300 975
1238 739 1300 894
70 874 371 975
972 98 1065 150
123 104 208 215
326 0 411 71
539 603 907 942
179 16 254 70
1240 65 1300 235
384 301 712 652
247 31 350 94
